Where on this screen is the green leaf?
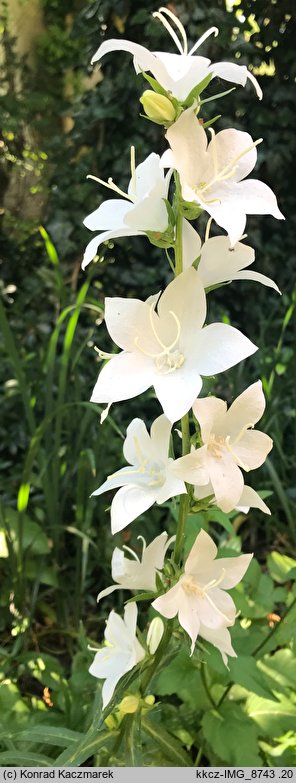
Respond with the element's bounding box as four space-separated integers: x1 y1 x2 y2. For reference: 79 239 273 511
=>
257 649 296 692
228 655 277 700
53 728 118 766
0 751 53 766
246 692 296 736
141 716 192 766
12 726 84 748
267 551 296 582
141 71 169 97
5 508 50 555
154 648 208 703
183 72 213 107
202 703 261 765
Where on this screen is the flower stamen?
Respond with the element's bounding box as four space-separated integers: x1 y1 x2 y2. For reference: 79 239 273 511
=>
87 174 134 202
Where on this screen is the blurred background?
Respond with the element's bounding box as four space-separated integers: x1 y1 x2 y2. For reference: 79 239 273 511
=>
0 0 295 765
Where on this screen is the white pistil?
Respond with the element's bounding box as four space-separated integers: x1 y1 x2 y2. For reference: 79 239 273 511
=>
189 26 219 56
205 216 213 242
202 137 263 195
87 174 134 202
134 304 184 374
153 8 186 55
225 421 254 471
94 346 116 360
122 545 140 562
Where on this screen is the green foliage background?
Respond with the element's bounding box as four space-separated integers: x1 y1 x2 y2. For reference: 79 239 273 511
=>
0 0 296 767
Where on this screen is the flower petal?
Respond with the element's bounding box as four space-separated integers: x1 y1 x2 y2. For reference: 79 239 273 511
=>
82 228 142 269
156 470 187 504
157 267 207 334
223 380 266 436
128 152 166 200
104 297 158 353
208 128 257 183
193 396 227 443
110 484 156 533
84 199 130 231
211 61 262 99
207 450 244 513
208 553 253 590
182 219 202 269
234 179 285 220
178 595 201 655
150 414 172 461
154 363 203 423
199 622 237 666
194 323 257 376
91 352 153 405
97 584 122 603
152 582 182 619
237 485 271 515
198 235 255 287
172 447 209 486
165 106 208 191
123 418 152 464
233 430 273 470
185 529 218 574
91 465 149 496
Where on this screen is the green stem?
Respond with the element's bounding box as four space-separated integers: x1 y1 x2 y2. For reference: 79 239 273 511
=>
173 178 191 564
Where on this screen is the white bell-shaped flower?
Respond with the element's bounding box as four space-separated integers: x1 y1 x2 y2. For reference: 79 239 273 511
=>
172 381 273 513
92 415 186 533
89 603 145 709
97 531 175 602
152 528 252 661
91 7 262 102
83 151 170 268
162 105 284 247
91 267 257 423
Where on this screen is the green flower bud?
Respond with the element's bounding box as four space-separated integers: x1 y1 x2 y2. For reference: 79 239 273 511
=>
140 90 177 124
147 617 165 654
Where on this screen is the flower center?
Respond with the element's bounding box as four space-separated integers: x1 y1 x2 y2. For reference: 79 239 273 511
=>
194 131 262 205
207 422 254 471
134 304 185 375
181 569 233 623
208 434 225 458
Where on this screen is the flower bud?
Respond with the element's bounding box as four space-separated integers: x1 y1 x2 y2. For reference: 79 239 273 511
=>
118 695 140 714
147 617 165 654
144 694 155 706
104 713 118 729
140 90 177 124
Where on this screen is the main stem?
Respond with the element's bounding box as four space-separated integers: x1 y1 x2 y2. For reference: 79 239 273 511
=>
173 184 190 564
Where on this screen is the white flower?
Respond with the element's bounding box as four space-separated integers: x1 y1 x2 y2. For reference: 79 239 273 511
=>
172 381 273 513
83 151 170 269
152 528 252 661
92 415 186 533
89 603 145 709
97 531 175 602
194 480 271 515
161 105 284 246
91 267 257 423
91 7 262 102
183 231 280 294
